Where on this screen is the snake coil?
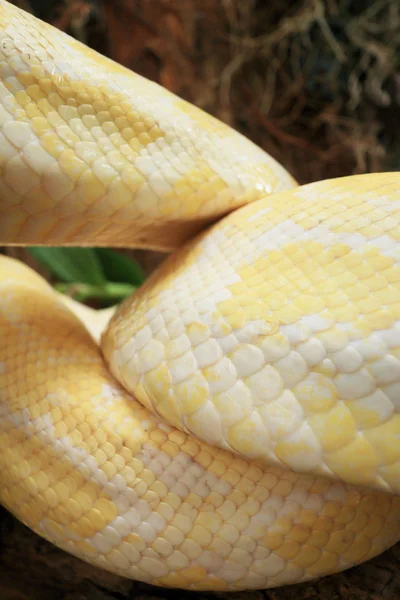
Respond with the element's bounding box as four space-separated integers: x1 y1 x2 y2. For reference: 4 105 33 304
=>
1 1 400 592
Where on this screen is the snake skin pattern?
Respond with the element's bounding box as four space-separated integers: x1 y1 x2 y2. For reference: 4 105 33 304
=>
1 0 400 592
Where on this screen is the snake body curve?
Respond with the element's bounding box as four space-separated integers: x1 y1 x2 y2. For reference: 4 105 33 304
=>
1 0 400 592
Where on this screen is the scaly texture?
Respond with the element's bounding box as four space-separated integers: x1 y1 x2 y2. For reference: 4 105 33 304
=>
104 174 400 494
0 0 294 250
1 256 400 592
0 0 400 594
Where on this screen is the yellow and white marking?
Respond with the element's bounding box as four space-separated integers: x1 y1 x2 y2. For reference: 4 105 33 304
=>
0 0 294 250
2 256 400 591
104 174 400 495
0 0 400 593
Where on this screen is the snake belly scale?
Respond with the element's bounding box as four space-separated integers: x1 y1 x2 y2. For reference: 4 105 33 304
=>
1 0 400 592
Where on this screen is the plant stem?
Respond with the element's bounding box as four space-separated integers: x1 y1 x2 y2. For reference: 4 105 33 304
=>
56 282 136 303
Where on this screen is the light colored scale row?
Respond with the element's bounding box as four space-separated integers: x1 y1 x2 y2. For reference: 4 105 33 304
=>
1 0 400 592
104 173 400 494
1 256 400 590
0 1 295 250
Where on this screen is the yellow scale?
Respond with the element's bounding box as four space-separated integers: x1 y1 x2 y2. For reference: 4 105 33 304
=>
0 0 400 592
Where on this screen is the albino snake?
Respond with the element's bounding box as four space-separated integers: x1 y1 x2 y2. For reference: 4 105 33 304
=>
1 1 400 592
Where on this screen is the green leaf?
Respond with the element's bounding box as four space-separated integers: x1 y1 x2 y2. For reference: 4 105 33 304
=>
27 247 106 285
55 282 136 303
95 248 146 286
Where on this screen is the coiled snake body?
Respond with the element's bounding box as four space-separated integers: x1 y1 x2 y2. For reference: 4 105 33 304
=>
1 1 400 592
